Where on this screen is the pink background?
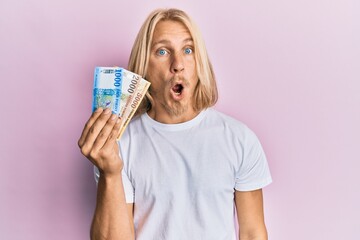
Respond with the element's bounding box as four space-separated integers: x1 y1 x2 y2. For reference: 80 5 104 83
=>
1 0 359 239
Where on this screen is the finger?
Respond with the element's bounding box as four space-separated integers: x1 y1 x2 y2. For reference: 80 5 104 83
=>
80 108 113 155
92 114 119 152
102 116 122 152
78 108 104 148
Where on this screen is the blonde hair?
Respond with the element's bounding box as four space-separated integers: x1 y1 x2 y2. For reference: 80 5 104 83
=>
128 8 218 115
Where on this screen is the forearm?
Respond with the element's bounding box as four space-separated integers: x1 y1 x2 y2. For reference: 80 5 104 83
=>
91 173 134 240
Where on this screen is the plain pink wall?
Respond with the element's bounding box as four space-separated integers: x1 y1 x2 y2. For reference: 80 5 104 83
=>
1 0 359 239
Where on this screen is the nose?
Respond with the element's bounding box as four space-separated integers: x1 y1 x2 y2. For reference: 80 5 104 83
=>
170 53 184 73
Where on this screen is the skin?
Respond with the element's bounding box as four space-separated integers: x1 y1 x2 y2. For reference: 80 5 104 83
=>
146 20 200 124
235 189 268 240
78 20 268 240
78 108 135 239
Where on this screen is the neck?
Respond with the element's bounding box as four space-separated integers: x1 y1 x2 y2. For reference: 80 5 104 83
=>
147 106 200 124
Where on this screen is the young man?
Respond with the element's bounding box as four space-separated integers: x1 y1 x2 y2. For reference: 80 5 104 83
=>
78 8 272 240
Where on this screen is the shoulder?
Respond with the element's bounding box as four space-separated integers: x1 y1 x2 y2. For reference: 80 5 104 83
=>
203 108 257 140
202 109 263 151
118 114 144 143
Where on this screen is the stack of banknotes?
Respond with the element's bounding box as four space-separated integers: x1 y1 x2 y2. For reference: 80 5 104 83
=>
92 67 150 139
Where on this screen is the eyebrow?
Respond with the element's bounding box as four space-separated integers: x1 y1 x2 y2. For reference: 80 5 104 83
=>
152 37 194 48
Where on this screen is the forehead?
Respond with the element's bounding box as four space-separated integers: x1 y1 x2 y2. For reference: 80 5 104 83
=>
152 20 192 44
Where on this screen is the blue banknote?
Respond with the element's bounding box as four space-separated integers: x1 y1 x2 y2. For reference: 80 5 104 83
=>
92 67 123 114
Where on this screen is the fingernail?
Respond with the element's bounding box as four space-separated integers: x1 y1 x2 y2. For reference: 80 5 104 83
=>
116 118 121 124
111 114 116 120
95 108 102 112
104 108 111 114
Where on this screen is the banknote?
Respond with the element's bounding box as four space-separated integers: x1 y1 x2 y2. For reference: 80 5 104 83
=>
117 79 151 138
92 67 150 139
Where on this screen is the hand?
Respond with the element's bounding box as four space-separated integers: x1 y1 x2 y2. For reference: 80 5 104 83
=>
78 108 123 178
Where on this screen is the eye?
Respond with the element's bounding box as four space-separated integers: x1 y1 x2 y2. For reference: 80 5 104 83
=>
184 48 193 54
157 49 168 56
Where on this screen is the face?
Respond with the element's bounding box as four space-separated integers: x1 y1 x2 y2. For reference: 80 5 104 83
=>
146 20 199 120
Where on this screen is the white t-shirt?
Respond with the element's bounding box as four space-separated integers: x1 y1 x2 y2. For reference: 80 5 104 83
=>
95 108 272 240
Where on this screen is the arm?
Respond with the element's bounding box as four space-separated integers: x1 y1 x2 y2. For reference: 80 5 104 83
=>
92 174 135 240
78 108 135 240
235 189 268 240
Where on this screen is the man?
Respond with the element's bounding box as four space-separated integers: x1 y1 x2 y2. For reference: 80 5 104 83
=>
78 8 272 240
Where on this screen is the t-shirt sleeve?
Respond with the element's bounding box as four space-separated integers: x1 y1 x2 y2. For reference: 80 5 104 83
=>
235 128 272 191
121 168 135 203
93 166 135 203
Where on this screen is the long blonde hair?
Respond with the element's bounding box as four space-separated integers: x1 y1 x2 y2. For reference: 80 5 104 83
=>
128 8 218 115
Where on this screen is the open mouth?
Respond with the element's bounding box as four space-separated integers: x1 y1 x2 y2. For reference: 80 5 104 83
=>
172 84 184 96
